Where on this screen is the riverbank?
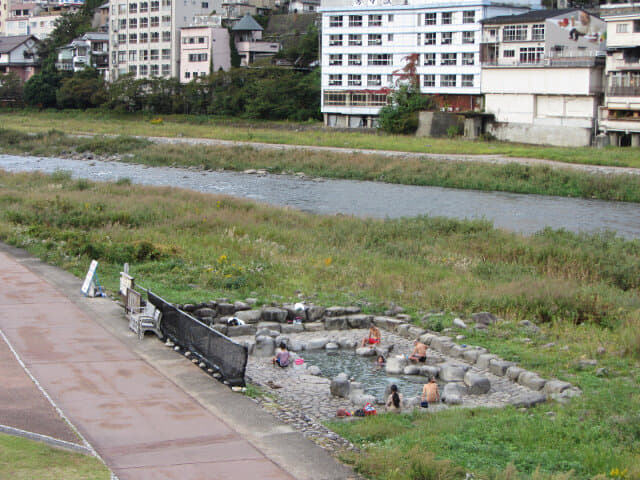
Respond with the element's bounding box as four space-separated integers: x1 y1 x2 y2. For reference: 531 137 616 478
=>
2 128 640 203
0 169 638 479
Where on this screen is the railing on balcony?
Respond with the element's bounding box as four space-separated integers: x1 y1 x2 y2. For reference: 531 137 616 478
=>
607 85 640 97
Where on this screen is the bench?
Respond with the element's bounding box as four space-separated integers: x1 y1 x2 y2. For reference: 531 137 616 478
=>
126 288 163 341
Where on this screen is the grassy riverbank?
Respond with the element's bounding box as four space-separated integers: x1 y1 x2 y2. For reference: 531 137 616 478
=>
2 109 640 168
0 434 110 479
0 170 638 479
2 128 640 202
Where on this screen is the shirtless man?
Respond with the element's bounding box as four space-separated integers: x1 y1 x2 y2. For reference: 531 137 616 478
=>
422 377 440 403
361 325 381 347
409 339 427 362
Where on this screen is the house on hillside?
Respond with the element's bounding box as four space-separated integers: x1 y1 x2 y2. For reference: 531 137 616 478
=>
480 9 606 146
0 35 40 82
232 13 280 65
180 16 231 82
56 32 110 78
598 4 640 147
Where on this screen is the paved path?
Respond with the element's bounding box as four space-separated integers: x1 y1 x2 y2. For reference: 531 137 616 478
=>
0 244 356 480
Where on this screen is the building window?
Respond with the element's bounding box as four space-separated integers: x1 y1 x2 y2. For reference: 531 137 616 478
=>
118 4 126 13
162 64 170 76
129 2 138 13
387 34 393 42
461 74 473 87
162 49 170 59
368 53 392 65
129 18 137 28
329 54 342 66
462 31 474 44
349 15 362 27
368 14 382 27
140 64 148 75
150 49 159 60
367 74 382 86
150 16 159 27
139 49 148 60
348 74 362 86
441 74 456 87
423 74 435 87
129 65 137 75
162 15 171 25
162 0 171 7
441 32 452 45
348 54 362 65
118 51 126 63
151 32 159 43
425 13 436 25
188 53 208 61
463 10 475 23
140 33 148 43
185 72 191 79
424 32 435 45
119 19 127 29
387 74 393 84
368 34 382 45
441 52 456 65
634 20 640 32
348 34 362 46
503 25 527 41
387 14 393 22
519 47 543 63
129 33 137 43
532 24 545 41
328 74 342 86
330 16 342 27
140 2 148 12
140 17 148 28
150 64 159 76
162 31 171 41
417 33 421 45
441 12 452 25
198 36 206 44
325 92 347 105
616 23 628 33
423 53 435 65
118 33 126 43
329 34 342 46
462 52 474 65
129 50 137 61
150 0 159 10
503 49 514 58
352 93 367 105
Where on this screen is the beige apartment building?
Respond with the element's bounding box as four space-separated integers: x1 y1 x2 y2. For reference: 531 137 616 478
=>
179 17 230 82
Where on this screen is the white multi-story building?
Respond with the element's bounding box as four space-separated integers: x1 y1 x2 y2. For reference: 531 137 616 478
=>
179 16 230 82
319 0 539 128
108 0 212 80
4 2 82 39
480 9 606 146
598 4 640 147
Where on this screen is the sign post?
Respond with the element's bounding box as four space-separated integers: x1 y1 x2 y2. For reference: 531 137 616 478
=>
81 260 103 297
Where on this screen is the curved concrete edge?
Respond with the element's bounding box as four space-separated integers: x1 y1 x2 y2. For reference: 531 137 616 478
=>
0 424 93 456
0 242 359 480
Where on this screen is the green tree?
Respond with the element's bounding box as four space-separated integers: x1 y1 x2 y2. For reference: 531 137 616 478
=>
23 66 61 108
378 84 434 135
56 68 106 109
274 23 319 67
0 72 25 107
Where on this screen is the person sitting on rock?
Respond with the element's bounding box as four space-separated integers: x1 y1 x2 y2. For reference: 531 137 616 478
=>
422 377 440 405
271 342 290 368
409 340 428 363
361 325 381 347
385 384 402 413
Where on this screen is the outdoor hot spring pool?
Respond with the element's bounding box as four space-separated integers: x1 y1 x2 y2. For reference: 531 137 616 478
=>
301 350 436 402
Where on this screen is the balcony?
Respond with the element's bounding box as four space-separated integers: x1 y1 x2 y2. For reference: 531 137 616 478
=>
607 85 640 97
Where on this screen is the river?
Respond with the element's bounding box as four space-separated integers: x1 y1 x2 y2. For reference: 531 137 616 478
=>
1 154 639 239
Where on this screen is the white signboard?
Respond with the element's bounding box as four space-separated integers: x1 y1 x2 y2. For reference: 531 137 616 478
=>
81 260 99 295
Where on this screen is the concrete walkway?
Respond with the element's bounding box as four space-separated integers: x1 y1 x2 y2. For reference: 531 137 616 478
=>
0 243 357 480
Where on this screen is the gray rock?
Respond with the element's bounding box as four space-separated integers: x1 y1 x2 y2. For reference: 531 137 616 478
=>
254 335 275 357
464 372 491 395
419 333 436 345
324 316 349 330
443 382 467 399
403 365 421 375
217 303 236 316
281 323 305 334
274 336 290 347
194 307 217 318
325 306 347 317
444 394 462 405
243 340 255 355
542 342 556 349
307 338 329 350
330 373 351 398
519 320 541 334
345 306 362 315
506 366 526 382
430 336 453 353
489 359 515 377
374 345 393 357
347 314 373 329
261 307 288 323
439 363 466 382
448 345 468 358
510 392 547 408
476 354 498 370
395 323 411 337
303 322 325 332
596 346 606 355
235 309 262 324
403 396 422 409
256 322 281 332
384 304 405 316
288 341 305 352
578 359 597 368
234 301 251 311
595 367 608 377
211 324 227 335
472 312 498 325
356 347 376 356
308 365 321 375
306 306 326 322
424 354 443 365
419 365 440 378
350 391 377 406
373 316 405 332
462 348 485 363
325 342 339 350
244 298 258 306
517 371 546 391
453 318 467 329
543 380 572 395
408 326 426 338
385 356 408 374
339 338 357 349
227 324 257 337
474 323 488 330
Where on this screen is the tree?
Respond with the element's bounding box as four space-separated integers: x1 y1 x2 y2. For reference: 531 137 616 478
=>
23 66 61 108
56 68 106 109
0 72 25 107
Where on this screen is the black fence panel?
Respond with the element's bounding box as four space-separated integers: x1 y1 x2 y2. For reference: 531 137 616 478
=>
147 290 247 386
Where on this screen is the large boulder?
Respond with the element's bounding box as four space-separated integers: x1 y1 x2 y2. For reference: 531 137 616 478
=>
304 322 325 332
509 392 547 408
325 342 340 350
489 359 515 377
347 315 373 329
464 372 491 395
233 301 251 311
419 333 437 345
373 316 405 332
235 309 262 324
506 366 526 382
274 336 290 347
324 316 349 330
385 355 408 374
308 365 321 376
330 373 351 398
339 338 358 349
472 312 498 326
403 365 421 375
453 318 468 329
517 371 546 391
462 348 487 364
325 306 348 317
307 338 330 350
217 303 236 316
345 306 362 315
349 390 376 406
307 305 326 322
476 354 498 370
256 322 281 332
439 363 467 382
430 336 453 353
408 326 426 338
543 380 572 395
288 340 305 352
227 324 257 337
395 323 411 338
281 323 305 334
194 307 217 318
419 365 440 378
356 347 376 356
254 335 275 357
443 382 467 399
261 307 288 323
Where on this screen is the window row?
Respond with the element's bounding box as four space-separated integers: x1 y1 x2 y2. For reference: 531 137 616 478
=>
329 14 393 28
416 31 475 45
502 46 544 63
328 52 474 66
500 24 545 42
116 49 171 62
329 31 476 47
417 10 475 26
117 16 171 29
327 73 474 87
182 36 208 44
324 91 389 107
328 33 396 46
185 71 207 79
615 20 640 33
127 63 171 76
116 31 171 43
188 53 208 62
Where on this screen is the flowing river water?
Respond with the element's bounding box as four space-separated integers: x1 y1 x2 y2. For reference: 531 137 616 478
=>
1 154 639 239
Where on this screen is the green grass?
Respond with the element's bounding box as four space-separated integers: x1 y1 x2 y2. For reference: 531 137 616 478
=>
1 109 640 168
0 170 638 479
0 434 110 480
2 128 640 202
